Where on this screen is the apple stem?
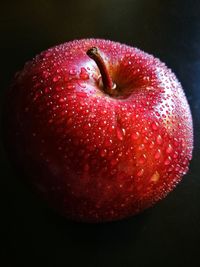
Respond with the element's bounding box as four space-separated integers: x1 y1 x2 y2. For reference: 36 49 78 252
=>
87 47 116 95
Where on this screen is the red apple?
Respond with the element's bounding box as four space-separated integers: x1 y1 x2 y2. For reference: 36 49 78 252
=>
5 39 193 222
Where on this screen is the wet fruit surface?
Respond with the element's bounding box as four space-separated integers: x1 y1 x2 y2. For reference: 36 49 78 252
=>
5 39 193 222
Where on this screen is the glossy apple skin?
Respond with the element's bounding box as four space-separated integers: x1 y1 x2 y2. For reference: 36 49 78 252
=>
5 39 193 222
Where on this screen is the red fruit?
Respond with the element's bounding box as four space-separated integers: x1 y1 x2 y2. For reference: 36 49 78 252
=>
5 39 193 222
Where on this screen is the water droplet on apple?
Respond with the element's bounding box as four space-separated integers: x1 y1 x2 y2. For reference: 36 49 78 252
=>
173 151 178 159
76 91 87 98
42 70 50 79
55 86 62 92
77 81 86 88
69 69 77 75
156 135 163 145
173 138 179 147
79 67 89 80
175 165 180 172
138 144 145 150
182 158 188 166
100 149 107 157
132 132 140 140
44 87 50 94
166 144 173 154
154 149 162 159
56 68 61 73
138 154 147 164
108 125 115 133
44 51 52 57
53 75 61 82
149 141 155 148
164 156 172 165
136 169 144 177
168 165 174 172
66 84 75 90
116 127 125 141
151 121 159 131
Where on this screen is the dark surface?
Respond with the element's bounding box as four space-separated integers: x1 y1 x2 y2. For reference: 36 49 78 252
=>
0 0 200 266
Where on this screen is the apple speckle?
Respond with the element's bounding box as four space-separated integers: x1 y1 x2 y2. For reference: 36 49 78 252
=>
156 134 163 145
155 149 162 159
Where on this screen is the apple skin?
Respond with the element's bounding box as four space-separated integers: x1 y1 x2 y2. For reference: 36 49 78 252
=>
5 39 193 222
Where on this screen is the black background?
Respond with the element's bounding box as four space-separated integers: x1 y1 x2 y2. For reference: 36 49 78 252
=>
0 0 200 266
